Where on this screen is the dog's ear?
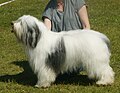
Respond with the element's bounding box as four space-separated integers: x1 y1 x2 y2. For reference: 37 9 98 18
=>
26 23 41 48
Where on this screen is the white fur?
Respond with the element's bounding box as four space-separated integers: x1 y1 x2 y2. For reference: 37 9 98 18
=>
12 15 115 88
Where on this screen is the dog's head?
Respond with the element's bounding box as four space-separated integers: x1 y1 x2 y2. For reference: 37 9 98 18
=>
11 15 41 48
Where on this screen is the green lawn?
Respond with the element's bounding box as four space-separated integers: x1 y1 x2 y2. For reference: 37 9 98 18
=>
0 0 120 93
0 0 13 4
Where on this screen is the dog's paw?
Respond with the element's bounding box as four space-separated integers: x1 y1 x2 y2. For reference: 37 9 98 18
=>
96 80 113 86
35 83 51 88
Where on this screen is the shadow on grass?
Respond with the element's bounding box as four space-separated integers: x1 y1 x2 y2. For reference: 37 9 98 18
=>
0 61 37 86
0 61 95 86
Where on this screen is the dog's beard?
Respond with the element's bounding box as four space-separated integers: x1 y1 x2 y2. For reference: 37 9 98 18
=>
12 22 23 43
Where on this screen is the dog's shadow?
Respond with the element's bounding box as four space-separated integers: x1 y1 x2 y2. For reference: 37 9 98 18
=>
0 61 94 86
0 61 37 86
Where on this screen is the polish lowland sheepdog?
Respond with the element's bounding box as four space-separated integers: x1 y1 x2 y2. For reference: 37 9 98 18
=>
11 15 115 88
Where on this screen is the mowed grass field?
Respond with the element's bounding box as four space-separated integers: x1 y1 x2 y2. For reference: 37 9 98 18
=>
0 0 120 93
0 0 10 4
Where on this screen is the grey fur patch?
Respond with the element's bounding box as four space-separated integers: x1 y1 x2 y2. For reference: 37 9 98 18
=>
21 21 41 48
46 38 66 74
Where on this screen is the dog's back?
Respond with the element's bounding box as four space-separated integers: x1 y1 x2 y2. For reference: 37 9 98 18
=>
59 30 111 72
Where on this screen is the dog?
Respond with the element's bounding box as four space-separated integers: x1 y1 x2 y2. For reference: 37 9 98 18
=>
11 15 115 88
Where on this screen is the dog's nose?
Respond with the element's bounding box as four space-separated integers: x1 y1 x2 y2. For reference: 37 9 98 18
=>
11 22 14 26
11 30 13 33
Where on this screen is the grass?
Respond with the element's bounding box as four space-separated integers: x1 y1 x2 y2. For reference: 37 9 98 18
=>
0 0 11 4
0 0 120 93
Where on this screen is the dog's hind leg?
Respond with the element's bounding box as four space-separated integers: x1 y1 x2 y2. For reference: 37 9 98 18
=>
35 68 56 88
96 65 115 86
87 62 114 86
85 47 115 86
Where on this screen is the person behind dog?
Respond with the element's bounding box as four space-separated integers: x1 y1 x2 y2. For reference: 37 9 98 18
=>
42 0 90 32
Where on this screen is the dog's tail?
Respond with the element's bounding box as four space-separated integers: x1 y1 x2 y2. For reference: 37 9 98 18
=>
87 30 111 54
98 32 111 54
102 35 110 51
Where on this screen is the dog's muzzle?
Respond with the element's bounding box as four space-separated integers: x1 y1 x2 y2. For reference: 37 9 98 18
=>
11 22 14 33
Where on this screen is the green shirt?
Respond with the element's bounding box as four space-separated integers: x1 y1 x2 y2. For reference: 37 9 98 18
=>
42 0 85 32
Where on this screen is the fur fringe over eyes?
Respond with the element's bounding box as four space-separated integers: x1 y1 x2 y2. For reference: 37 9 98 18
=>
12 15 115 88
12 17 41 48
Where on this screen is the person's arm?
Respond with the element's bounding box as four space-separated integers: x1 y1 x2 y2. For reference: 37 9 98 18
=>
42 0 53 31
44 17 52 31
78 5 90 29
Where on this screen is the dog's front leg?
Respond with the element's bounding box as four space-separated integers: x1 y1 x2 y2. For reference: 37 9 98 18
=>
35 67 56 88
